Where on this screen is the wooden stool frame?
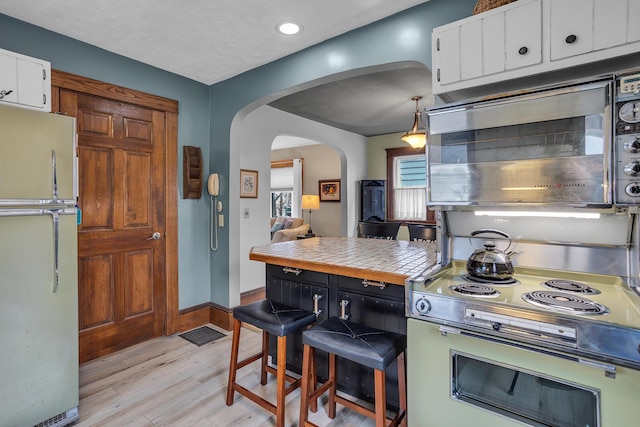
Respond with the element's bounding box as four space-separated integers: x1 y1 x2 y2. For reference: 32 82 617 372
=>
226 319 314 427
299 343 407 427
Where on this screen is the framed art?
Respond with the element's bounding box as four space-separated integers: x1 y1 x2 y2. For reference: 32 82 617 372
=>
240 169 258 198
319 179 340 202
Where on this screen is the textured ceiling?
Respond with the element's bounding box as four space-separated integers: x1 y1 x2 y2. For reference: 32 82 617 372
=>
0 0 433 139
0 0 429 85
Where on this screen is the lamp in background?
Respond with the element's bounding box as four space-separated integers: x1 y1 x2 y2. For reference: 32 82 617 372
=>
301 194 320 237
401 96 427 149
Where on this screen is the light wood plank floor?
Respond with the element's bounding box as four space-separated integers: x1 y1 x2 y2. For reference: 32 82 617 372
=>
75 324 376 427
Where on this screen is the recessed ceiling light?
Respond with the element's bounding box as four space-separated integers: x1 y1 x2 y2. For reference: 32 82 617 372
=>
277 21 301 35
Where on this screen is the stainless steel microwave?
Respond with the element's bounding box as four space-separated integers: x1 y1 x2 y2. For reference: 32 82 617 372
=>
426 73 640 207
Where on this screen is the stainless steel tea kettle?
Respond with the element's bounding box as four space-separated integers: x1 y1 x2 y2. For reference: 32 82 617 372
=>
466 229 518 280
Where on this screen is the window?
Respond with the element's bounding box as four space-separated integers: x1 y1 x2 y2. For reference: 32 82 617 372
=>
271 191 292 217
386 146 433 222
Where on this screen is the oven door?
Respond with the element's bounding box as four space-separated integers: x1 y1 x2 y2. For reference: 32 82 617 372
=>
408 319 640 427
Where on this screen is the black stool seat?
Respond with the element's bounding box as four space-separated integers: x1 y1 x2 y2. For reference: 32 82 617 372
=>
303 317 406 371
299 316 407 427
233 299 316 336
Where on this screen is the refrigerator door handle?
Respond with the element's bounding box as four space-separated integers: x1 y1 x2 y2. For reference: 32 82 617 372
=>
51 210 60 293
51 149 59 203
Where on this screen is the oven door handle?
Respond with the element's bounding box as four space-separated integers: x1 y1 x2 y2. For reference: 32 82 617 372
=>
438 325 617 379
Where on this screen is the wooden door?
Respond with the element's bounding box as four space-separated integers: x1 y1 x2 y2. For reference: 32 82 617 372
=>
59 90 167 362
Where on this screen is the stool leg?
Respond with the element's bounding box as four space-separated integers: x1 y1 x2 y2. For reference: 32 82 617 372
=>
374 368 386 427
328 353 337 419
299 343 312 426
226 319 242 406
397 351 407 427
260 330 269 385
275 335 287 427
309 347 318 413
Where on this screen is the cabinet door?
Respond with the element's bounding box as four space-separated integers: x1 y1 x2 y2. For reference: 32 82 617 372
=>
435 26 461 85
0 48 50 111
0 51 18 104
550 0 593 60
505 0 542 70
593 0 627 50
460 20 483 81
337 290 406 410
629 0 640 43
482 12 505 76
17 58 46 109
266 275 329 372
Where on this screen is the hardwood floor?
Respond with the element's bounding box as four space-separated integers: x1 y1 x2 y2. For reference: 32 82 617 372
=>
76 324 375 426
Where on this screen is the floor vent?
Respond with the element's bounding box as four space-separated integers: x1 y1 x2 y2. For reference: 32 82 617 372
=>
179 326 226 346
35 407 79 427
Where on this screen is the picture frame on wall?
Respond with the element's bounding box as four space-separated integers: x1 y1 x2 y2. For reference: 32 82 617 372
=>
319 179 340 202
240 169 258 198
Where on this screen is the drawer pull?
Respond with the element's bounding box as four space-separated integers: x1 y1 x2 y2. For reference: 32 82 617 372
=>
340 299 350 320
282 267 302 275
313 294 322 317
362 279 386 290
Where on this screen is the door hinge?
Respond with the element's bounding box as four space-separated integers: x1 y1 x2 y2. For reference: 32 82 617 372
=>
437 69 441 82
42 69 46 80
43 93 47 105
437 38 440 51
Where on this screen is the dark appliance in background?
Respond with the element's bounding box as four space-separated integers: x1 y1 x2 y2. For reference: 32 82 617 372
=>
405 69 640 427
360 179 385 221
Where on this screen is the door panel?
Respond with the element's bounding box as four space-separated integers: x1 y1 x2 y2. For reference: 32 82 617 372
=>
59 90 166 362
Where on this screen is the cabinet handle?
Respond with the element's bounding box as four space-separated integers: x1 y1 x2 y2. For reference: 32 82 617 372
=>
565 34 577 44
339 299 350 320
313 294 322 317
282 267 302 275
518 46 528 55
0 89 13 99
362 279 386 290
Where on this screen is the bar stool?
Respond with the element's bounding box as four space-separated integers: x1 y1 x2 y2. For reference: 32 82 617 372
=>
299 316 407 427
226 299 317 427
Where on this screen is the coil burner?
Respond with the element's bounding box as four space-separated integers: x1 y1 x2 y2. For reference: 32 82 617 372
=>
541 279 600 294
522 290 609 315
462 274 519 286
449 284 500 298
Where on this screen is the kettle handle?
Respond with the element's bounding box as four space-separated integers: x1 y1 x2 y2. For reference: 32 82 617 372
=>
469 229 512 251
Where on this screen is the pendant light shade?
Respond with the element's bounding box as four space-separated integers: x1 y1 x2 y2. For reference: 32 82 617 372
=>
401 96 427 149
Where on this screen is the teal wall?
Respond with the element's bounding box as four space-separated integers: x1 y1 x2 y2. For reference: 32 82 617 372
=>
0 0 477 309
208 0 476 305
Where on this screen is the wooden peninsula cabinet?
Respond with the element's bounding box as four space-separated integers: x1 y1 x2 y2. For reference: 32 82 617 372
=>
250 237 437 409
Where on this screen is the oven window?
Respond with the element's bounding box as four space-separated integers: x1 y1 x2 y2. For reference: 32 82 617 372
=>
452 352 600 427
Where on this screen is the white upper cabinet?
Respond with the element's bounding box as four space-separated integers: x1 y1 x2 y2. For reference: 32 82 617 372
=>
0 48 51 112
432 0 640 96
433 0 542 94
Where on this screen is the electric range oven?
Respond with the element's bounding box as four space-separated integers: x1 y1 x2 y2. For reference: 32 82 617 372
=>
406 211 640 427
405 70 640 427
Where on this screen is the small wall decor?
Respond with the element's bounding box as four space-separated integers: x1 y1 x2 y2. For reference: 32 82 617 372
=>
240 169 258 198
183 146 203 199
319 179 341 202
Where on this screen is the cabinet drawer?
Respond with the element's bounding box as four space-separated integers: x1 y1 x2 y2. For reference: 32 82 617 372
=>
337 274 404 301
267 263 329 286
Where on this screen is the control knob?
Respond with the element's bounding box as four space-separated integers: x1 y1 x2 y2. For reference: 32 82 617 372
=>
623 136 640 153
414 297 431 315
625 182 640 197
624 161 640 176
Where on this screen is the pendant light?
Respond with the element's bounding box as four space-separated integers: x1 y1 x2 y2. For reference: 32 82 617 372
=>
401 96 427 149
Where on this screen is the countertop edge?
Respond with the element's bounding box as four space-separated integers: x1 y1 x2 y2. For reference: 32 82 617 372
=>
249 251 408 286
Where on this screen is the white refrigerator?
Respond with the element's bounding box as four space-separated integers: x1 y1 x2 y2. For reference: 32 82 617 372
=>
0 104 79 427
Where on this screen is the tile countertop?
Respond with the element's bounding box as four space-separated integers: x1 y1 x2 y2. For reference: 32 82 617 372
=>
249 236 438 286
